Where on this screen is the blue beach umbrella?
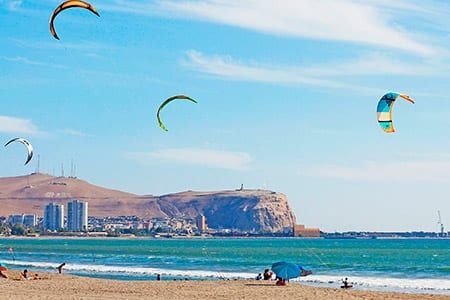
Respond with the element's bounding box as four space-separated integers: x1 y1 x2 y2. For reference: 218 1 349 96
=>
271 262 301 280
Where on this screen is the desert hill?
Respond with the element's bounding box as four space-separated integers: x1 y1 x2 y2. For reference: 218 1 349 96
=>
0 173 152 218
0 174 296 233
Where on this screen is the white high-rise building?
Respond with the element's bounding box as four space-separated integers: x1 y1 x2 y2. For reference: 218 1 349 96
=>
67 200 88 232
196 214 208 232
44 203 64 231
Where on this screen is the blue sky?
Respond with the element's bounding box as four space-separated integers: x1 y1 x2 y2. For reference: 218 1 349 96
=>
1 0 450 231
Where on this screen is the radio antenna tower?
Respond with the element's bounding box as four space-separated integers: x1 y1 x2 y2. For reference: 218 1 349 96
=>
35 155 40 174
438 211 445 237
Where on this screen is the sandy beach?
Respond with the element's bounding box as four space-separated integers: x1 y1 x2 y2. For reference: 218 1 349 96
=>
0 271 448 300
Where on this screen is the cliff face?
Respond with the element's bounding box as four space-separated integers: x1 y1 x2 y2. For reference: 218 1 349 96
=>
157 190 296 233
0 174 296 233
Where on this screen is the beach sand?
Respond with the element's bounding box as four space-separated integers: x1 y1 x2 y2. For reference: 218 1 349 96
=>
0 271 448 300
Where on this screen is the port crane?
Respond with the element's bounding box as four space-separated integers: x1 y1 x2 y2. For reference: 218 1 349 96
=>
437 211 445 237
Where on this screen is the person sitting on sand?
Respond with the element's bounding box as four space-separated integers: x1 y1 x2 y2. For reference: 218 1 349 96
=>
276 278 286 286
33 273 40 280
21 269 30 280
263 269 272 280
341 277 352 289
57 263 66 274
256 273 262 280
0 270 8 279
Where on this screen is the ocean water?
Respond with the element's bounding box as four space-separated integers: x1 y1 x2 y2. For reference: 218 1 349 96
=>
0 238 449 294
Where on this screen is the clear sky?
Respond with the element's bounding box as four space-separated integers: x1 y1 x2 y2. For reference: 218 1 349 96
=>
1 0 450 232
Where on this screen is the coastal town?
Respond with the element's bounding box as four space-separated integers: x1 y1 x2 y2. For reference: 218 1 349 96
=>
0 199 321 238
1 199 446 239
0 173 323 238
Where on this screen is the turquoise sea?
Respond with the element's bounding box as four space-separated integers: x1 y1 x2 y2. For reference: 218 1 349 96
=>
0 238 449 294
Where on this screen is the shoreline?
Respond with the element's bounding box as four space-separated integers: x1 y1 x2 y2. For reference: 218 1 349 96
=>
1 235 449 240
0 271 448 300
2 238 448 295
3 261 448 295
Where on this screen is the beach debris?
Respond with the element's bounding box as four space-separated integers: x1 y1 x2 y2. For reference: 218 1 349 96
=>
4 138 34 165
157 95 197 132
50 0 100 40
377 92 414 133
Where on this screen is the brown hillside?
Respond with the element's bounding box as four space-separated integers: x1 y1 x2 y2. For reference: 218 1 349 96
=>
0 173 156 218
0 174 296 233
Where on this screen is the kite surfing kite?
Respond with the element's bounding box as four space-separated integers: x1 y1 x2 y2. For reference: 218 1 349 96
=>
49 0 100 40
377 92 415 133
157 95 198 132
4 138 34 166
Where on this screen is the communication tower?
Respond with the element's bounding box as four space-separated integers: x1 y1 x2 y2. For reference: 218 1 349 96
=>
437 211 445 237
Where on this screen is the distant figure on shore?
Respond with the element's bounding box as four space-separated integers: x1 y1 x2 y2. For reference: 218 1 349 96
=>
21 269 29 280
299 266 313 277
0 269 8 279
33 273 40 280
156 274 161 281
263 269 272 280
341 277 353 289
57 263 66 274
255 273 262 280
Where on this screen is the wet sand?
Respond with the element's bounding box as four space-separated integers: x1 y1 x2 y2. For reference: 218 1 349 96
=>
0 271 448 300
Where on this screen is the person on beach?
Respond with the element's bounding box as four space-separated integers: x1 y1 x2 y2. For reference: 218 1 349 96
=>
32 273 40 280
341 277 352 289
21 269 32 280
0 270 8 279
276 278 286 286
156 274 161 281
256 273 262 280
57 263 66 274
263 269 272 280
298 265 312 277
